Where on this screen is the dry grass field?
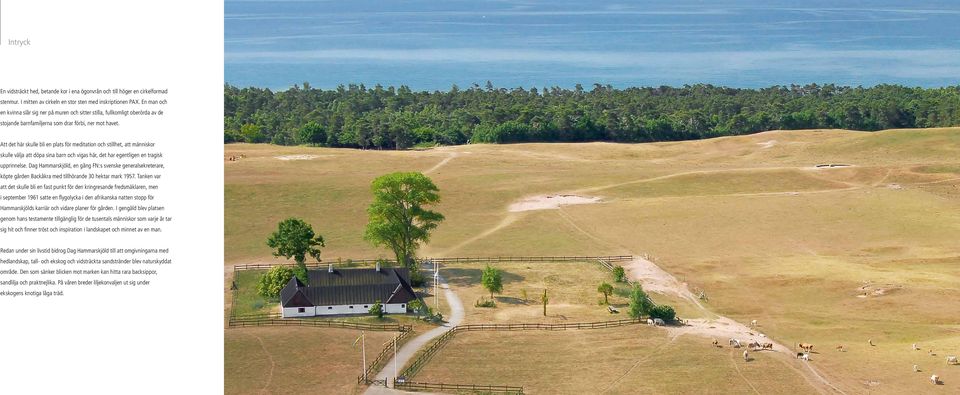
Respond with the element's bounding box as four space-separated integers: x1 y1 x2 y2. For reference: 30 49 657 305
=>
225 128 960 393
224 326 397 395
442 261 692 324
415 326 818 394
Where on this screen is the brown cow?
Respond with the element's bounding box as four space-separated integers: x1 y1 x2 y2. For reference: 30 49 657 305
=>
798 343 814 352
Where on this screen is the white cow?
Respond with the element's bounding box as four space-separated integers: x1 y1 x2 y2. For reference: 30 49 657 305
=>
743 350 750 362
729 338 742 348
912 343 920 351
947 356 958 365
930 374 940 385
653 318 665 326
750 319 757 327
647 318 654 325
914 364 920 372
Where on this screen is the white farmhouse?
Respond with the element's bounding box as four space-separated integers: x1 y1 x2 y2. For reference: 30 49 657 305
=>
279 263 418 318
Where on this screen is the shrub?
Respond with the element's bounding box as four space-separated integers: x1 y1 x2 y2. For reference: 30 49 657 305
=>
475 297 496 308
410 271 426 287
649 305 676 322
369 300 384 318
612 266 626 282
257 266 294 299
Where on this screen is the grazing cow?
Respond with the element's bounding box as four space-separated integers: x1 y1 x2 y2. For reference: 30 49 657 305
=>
947 356 958 365
729 338 742 348
801 353 810 361
653 318 665 326
796 352 805 359
913 343 920 351
836 345 844 352
798 343 814 352
762 343 774 350
712 339 719 347
929 350 937 356
743 350 749 361
930 374 940 385
748 340 761 349
914 364 920 372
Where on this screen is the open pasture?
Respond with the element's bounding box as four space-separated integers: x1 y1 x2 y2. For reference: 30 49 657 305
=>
226 128 960 392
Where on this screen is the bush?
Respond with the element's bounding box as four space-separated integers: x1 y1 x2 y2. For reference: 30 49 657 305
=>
257 266 294 299
649 305 676 322
410 270 426 287
649 305 675 321
475 298 496 308
612 266 626 282
369 300 384 318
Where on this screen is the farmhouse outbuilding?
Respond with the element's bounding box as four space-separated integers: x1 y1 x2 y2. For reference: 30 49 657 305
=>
279 264 418 318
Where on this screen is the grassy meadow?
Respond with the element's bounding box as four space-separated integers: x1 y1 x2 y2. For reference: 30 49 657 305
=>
414 326 818 394
225 128 960 393
224 326 397 395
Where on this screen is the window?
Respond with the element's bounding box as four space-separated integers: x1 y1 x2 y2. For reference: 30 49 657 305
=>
349 306 354 309
327 306 332 310
401 304 405 308
297 308 305 313
364 305 368 309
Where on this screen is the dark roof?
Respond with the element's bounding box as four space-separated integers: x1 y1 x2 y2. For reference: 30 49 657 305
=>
280 267 417 308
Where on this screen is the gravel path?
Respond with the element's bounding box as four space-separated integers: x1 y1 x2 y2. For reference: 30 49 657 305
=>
365 272 465 394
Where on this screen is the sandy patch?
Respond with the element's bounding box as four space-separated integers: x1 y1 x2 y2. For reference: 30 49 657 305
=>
508 194 601 212
757 140 777 149
275 154 321 161
623 257 699 304
623 257 790 353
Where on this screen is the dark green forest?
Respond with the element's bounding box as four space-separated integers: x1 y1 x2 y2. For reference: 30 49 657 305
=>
224 83 960 149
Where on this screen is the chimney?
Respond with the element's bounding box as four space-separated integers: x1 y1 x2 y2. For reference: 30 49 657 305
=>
328 264 333 273
376 261 381 272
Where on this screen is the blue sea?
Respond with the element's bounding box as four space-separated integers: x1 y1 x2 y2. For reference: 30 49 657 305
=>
225 0 960 90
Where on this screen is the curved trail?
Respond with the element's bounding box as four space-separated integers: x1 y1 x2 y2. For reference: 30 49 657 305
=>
365 272 465 394
423 152 459 175
252 334 276 394
572 166 820 194
432 213 521 256
728 349 762 395
556 208 846 394
600 334 680 393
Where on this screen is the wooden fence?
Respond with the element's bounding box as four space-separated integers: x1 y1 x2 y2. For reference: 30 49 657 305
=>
233 255 634 272
400 317 644 379
228 315 411 332
357 330 414 384
456 318 643 332
394 380 524 394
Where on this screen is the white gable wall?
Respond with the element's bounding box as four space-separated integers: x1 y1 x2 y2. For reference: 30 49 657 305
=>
384 303 407 314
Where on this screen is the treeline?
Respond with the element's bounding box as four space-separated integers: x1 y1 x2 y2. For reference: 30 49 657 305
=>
224 82 960 149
